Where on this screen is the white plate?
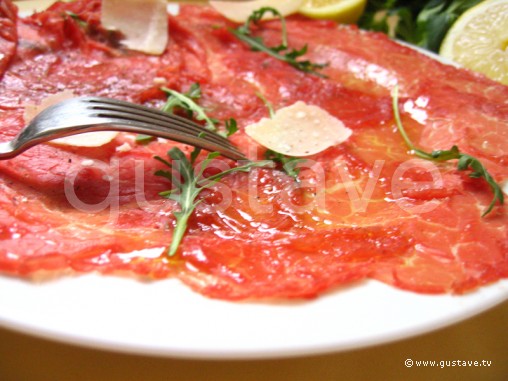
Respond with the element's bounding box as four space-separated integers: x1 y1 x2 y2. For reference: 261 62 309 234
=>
4 1 508 360
0 274 507 359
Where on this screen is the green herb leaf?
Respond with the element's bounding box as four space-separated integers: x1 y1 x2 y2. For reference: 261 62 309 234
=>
135 134 156 145
156 148 271 255
392 86 504 216
161 82 202 116
223 118 239 137
161 84 239 140
64 11 89 30
264 149 305 181
134 83 204 144
151 84 264 255
255 91 275 118
359 0 483 52
162 85 217 131
230 7 327 77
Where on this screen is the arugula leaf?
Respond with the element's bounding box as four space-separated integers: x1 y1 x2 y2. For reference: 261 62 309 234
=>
156 148 271 256
152 84 269 255
135 83 204 145
224 118 238 137
135 134 156 145
137 83 238 146
161 82 202 116
256 91 275 118
392 86 504 216
230 7 328 77
162 85 217 131
359 0 482 52
161 84 238 139
65 11 89 30
264 150 305 181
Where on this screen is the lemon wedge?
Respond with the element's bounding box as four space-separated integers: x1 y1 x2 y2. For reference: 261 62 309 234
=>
299 0 366 23
209 0 305 23
439 0 508 85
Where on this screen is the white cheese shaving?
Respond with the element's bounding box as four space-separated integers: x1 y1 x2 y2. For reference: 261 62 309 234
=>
81 159 95 167
245 101 352 157
50 131 120 148
23 91 119 148
115 142 132 153
23 90 76 124
101 0 168 55
152 77 167 86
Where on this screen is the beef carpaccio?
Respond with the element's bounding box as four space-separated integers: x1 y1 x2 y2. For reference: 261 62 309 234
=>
0 0 506 300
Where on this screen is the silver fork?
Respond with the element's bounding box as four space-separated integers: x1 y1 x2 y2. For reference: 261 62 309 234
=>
0 97 246 161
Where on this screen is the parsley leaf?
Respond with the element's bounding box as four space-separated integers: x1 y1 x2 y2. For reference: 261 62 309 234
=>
392 86 504 216
156 148 271 256
230 7 328 77
359 0 483 52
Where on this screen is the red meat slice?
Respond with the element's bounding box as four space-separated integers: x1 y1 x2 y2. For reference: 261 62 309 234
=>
0 0 17 79
0 0 506 300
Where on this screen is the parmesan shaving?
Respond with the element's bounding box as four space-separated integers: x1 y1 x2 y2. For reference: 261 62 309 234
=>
24 91 119 148
24 90 76 124
245 101 352 156
115 142 132 153
50 132 120 148
101 0 168 55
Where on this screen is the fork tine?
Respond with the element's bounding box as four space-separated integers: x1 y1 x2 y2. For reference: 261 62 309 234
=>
83 97 246 160
86 98 229 147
